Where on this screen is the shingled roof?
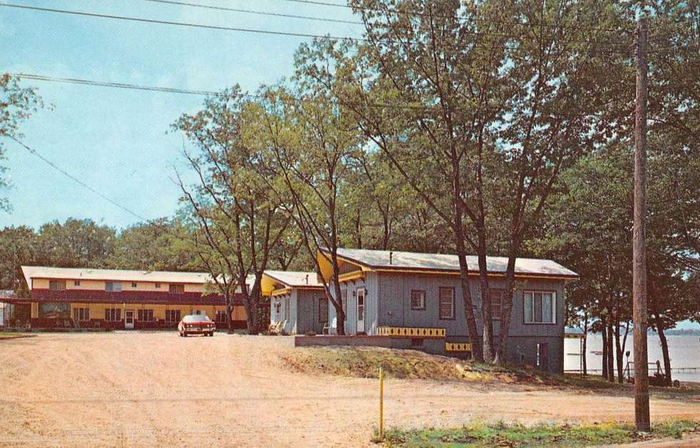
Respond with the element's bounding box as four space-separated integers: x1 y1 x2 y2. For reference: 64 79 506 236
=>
324 248 578 279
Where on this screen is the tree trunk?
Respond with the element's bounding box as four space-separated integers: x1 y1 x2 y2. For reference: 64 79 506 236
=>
614 321 625 384
454 229 482 361
654 313 673 386
582 313 589 376
494 255 517 366
477 242 494 362
601 323 608 380
607 321 615 382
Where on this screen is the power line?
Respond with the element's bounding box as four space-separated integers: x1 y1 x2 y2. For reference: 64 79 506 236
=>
15 73 220 96
0 2 364 42
8 136 149 222
143 0 363 25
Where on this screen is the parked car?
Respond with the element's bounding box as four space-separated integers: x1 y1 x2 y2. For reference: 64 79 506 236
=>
178 314 215 337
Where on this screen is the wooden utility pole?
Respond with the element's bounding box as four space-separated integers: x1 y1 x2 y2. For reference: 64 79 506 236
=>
633 12 651 432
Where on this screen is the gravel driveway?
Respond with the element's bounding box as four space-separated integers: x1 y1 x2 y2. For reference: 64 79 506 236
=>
0 332 698 447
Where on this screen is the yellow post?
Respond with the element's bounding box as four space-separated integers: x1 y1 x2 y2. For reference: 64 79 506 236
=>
379 366 384 439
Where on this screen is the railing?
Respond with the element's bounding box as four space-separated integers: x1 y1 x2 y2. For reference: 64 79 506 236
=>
376 326 445 338
445 342 472 352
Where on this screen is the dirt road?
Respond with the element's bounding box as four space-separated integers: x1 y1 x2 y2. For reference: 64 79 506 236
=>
1 332 698 448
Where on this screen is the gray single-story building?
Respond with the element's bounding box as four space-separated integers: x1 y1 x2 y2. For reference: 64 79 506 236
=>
315 247 578 373
263 270 328 335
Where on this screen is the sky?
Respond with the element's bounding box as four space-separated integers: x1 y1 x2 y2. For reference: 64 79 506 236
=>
0 0 359 230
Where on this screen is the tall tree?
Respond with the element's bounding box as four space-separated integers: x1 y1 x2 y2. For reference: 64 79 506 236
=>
174 88 291 333
36 218 116 268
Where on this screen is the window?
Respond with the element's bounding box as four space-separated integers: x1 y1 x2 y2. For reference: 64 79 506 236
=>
104 308 121 322
49 280 66 291
215 310 228 324
490 289 505 320
165 309 181 323
73 307 90 321
524 291 556 324
318 297 328 324
155 283 161 289
74 280 81 286
131 282 137 288
137 309 154 322
105 281 122 292
439 287 455 320
169 284 185 294
410 290 426 310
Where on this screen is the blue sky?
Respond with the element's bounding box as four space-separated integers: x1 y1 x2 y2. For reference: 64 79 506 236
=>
0 0 359 229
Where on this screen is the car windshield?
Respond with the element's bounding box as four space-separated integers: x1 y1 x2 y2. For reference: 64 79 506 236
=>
183 314 211 322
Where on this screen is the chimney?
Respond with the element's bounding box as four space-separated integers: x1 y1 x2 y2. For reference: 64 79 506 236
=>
389 251 393 265
305 274 309 284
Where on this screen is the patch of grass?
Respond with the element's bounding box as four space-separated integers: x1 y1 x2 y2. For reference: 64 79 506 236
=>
282 346 567 384
377 419 700 447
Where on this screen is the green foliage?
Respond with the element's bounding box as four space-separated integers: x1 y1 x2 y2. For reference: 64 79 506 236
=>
379 420 699 447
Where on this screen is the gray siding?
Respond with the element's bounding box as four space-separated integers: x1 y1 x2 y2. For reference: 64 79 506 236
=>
295 289 327 334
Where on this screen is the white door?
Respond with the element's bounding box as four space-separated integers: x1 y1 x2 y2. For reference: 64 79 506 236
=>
356 289 365 334
124 310 135 329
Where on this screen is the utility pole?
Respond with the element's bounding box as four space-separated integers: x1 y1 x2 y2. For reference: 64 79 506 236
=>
633 11 651 432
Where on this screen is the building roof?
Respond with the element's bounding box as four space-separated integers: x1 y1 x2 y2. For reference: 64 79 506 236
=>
21 265 215 287
324 248 578 279
263 270 323 288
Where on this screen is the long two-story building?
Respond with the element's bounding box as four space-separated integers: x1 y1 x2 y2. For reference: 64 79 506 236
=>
8 266 248 329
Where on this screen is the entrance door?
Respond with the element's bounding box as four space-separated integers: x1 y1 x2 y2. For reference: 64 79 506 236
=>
536 343 549 371
124 310 135 329
356 288 365 334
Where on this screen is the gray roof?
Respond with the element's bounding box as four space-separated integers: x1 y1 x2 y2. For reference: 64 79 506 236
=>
263 270 323 288
329 248 578 278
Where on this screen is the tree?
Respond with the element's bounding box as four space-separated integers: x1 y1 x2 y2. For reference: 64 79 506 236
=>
251 87 363 336
0 226 39 293
174 88 291 333
1 73 43 211
36 218 116 268
107 218 201 271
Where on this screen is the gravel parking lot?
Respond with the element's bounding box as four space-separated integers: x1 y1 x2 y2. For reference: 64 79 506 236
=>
0 332 698 448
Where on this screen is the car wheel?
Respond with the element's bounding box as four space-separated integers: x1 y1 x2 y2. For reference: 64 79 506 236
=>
183 332 188 337
209 332 214 337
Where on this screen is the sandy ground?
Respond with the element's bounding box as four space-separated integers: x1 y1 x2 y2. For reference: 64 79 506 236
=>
0 332 698 448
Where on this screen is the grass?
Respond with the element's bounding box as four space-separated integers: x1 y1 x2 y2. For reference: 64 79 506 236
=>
283 345 603 386
282 346 700 398
376 419 700 447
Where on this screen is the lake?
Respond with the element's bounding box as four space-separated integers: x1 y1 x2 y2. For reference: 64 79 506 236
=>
564 333 700 383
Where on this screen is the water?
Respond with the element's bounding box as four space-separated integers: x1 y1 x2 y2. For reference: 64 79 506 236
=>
565 333 700 383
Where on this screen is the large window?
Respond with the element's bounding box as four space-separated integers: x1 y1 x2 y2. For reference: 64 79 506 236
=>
524 291 556 324
490 289 504 320
215 310 228 324
318 297 328 324
137 309 154 322
165 309 181 323
49 280 66 291
73 307 90 321
169 284 185 294
105 308 121 322
105 281 122 292
410 290 426 310
438 287 455 320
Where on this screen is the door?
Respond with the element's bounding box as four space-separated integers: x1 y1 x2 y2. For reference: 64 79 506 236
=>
356 288 365 334
124 310 135 329
536 342 549 371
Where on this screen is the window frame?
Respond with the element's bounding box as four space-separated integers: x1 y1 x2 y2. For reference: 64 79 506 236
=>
523 291 557 325
438 287 455 320
105 281 122 292
137 309 154 322
165 309 181 324
104 308 121 322
318 297 328 324
49 280 66 291
410 289 426 311
73 307 90 321
490 289 505 321
169 284 185 294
